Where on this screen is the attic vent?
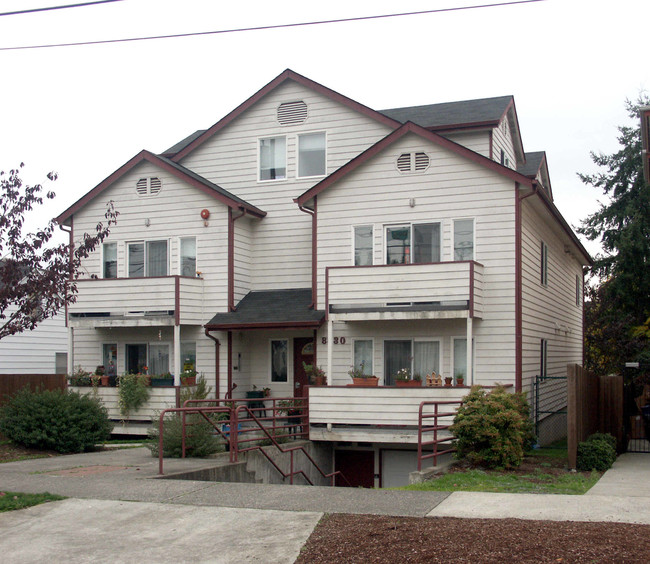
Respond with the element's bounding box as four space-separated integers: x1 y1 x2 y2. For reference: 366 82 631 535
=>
396 152 430 173
277 101 308 125
136 177 163 197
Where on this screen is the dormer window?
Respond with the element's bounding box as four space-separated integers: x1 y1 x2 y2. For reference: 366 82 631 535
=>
396 152 429 173
136 177 162 196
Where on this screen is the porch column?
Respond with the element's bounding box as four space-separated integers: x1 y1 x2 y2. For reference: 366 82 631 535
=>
67 327 74 375
327 318 333 383
173 325 181 385
466 316 473 385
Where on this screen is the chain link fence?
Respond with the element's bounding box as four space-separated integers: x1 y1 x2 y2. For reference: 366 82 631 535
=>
532 375 567 446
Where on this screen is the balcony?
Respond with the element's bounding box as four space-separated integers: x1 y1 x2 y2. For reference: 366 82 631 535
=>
68 275 205 327
326 261 483 321
308 385 465 443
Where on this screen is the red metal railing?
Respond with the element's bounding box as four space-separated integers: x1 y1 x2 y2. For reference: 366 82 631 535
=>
417 400 462 470
158 397 351 486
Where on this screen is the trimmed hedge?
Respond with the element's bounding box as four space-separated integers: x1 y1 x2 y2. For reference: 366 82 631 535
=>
450 385 535 469
577 433 616 471
0 387 111 453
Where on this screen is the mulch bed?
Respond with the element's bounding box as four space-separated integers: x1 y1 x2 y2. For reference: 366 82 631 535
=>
297 514 650 563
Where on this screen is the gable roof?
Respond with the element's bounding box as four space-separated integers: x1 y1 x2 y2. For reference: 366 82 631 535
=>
295 121 534 207
161 129 206 158
54 150 266 225
518 151 553 200
380 96 514 130
205 288 325 330
168 69 401 162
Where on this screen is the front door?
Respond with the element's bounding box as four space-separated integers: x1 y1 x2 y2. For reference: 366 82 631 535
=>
293 337 313 398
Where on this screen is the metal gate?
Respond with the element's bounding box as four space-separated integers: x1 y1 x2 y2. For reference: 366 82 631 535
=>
533 375 567 446
624 382 650 453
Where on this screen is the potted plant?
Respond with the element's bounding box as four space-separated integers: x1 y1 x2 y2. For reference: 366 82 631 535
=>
181 369 197 386
95 365 109 387
278 399 304 425
303 362 327 386
455 372 465 387
151 373 174 387
395 368 422 387
347 362 379 386
263 387 271 398
68 365 92 387
444 375 453 387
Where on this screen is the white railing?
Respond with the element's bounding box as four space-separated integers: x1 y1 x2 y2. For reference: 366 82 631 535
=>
68 276 204 324
326 261 483 319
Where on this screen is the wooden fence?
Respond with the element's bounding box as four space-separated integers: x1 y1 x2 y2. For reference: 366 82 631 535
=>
0 374 68 405
567 364 623 469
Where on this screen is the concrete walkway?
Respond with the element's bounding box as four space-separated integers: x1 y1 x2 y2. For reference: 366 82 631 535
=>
0 448 649 563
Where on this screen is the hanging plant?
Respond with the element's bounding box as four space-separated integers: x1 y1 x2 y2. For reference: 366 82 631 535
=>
117 373 150 416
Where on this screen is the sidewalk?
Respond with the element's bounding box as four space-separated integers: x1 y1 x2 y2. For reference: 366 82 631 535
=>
0 448 648 563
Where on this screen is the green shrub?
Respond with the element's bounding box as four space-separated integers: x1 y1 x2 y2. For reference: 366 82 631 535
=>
450 385 535 469
117 374 150 416
577 435 616 471
587 432 616 451
0 388 111 453
147 413 222 458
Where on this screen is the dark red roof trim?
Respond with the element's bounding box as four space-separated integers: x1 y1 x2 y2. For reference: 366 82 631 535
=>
296 121 534 206
204 320 324 331
55 150 266 224
170 69 401 162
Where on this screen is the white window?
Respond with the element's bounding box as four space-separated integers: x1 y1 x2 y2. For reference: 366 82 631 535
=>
180 237 196 277
353 339 373 376
385 223 441 265
540 339 548 379
127 240 168 278
270 339 288 382
149 343 170 375
452 338 474 384
298 132 326 177
353 225 373 266
103 242 117 279
541 241 548 286
453 219 474 261
125 343 170 375
259 136 286 181
181 342 196 372
383 339 440 385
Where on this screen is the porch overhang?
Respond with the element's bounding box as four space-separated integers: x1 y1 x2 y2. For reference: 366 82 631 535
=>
205 288 325 331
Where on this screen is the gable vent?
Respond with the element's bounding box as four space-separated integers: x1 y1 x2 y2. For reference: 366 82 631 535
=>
277 101 308 125
396 152 430 173
136 177 163 196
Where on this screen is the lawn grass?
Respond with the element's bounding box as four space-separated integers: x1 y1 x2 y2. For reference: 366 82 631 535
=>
401 439 601 495
0 491 65 512
402 468 601 495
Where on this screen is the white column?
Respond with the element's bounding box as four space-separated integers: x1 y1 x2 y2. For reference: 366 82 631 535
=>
327 319 333 383
466 316 473 385
173 325 181 385
67 326 74 374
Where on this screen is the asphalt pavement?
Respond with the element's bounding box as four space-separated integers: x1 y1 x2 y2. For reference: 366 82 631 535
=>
0 447 648 563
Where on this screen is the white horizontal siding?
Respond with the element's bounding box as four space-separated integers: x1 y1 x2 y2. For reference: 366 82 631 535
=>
491 117 517 168
520 198 584 398
0 308 67 374
70 386 177 421
442 131 491 157
315 132 517 385
178 80 393 290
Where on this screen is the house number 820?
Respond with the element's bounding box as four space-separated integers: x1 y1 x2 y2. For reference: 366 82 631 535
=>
321 337 346 345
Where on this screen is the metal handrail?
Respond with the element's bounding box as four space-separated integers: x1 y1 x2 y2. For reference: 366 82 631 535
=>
159 397 351 486
417 400 462 471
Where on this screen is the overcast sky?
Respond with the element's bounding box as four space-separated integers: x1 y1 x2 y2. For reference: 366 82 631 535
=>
1 0 648 257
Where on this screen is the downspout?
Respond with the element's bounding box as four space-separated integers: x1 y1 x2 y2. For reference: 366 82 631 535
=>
297 196 317 309
59 220 74 374
227 331 236 399
204 329 220 399
515 181 538 393
228 207 246 312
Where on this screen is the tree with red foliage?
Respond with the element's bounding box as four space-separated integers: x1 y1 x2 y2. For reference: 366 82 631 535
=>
0 164 117 340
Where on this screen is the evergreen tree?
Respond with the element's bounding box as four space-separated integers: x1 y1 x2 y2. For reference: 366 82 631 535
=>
579 96 650 374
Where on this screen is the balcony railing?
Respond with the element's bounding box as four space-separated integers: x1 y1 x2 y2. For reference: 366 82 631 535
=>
326 261 483 320
68 275 204 326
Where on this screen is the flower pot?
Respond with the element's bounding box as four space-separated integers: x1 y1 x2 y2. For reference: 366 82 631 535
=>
314 375 326 386
444 377 453 387
396 380 422 387
151 377 174 387
456 378 465 387
181 375 196 386
350 376 379 386
100 375 109 387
